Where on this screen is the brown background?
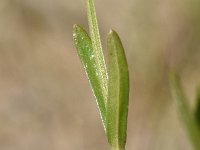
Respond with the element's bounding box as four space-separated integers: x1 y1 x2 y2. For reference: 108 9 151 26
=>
1 0 200 149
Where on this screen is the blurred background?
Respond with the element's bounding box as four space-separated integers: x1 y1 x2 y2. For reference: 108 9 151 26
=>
0 0 200 149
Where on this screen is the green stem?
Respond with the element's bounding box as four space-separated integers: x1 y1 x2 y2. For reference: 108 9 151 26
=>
86 0 108 130
111 147 125 150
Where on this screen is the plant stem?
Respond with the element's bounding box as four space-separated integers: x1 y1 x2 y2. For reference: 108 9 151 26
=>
86 0 108 130
86 0 108 102
111 147 125 150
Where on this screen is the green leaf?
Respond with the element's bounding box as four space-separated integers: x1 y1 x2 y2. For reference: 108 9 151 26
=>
170 73 200 150
194 86 200 126
86 0 108 103
74 1 130 149
73 24 106 128
106 30 129 150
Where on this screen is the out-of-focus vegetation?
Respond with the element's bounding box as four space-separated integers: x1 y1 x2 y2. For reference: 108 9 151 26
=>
170 73 200 150
0 0 200 150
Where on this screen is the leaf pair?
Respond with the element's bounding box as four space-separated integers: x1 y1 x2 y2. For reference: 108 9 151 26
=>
73 0 129 149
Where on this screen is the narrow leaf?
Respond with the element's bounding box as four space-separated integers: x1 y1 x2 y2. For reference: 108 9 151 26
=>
106 30 129 150
170 73 200 150
73 24 106 128
194 86 200 126
86 0 108 103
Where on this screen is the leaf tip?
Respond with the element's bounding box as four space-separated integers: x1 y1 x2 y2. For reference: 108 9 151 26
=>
73 24 89 41
108 29 117 36
73 24 81 34
73 24 78 39
107 29 122 44
73 24 78 29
